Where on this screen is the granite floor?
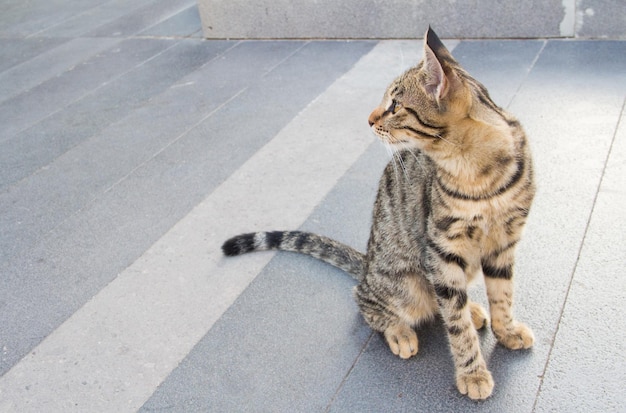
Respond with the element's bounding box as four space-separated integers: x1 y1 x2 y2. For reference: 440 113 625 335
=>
1 1 625 412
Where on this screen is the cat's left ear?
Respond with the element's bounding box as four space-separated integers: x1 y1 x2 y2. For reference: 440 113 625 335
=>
422 26 457 102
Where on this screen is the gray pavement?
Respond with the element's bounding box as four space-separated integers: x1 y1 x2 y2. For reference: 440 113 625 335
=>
1 1 625 412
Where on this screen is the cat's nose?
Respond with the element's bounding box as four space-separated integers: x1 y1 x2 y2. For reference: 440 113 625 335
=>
368 111 378 127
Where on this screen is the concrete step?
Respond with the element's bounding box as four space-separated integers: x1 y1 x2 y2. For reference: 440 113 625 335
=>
197 0 625 39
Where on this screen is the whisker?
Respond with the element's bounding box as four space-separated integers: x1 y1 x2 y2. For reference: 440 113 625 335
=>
387 132 410 182
435 133 459 147
406 148 421 165
396 151 411 182
385 142 402 184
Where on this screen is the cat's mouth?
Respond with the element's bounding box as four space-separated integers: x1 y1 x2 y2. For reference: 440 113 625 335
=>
372 126 409 146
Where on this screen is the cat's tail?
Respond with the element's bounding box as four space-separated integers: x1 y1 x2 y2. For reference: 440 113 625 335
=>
221 231 365 281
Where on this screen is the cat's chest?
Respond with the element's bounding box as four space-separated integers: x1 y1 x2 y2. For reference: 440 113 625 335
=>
470 207 520 256
432 198 513 249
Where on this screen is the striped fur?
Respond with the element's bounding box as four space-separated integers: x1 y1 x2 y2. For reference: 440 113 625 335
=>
222 231 365 278
222 27 535 400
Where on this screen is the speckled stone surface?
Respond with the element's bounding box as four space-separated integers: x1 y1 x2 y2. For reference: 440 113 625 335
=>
197 0 625 39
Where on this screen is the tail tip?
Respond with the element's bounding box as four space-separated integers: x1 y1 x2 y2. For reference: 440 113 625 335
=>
221 233 255 256
221 238 240 256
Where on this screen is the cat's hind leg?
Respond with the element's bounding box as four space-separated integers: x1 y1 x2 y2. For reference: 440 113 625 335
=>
469 301 489 330
354 273 438 359
384 323 419 359
354 282 420 359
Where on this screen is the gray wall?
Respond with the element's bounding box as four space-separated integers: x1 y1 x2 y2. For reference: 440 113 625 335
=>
197 0 625 39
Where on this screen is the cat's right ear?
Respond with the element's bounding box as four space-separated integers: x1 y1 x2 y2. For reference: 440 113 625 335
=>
422 29 449 102
423 26 461 104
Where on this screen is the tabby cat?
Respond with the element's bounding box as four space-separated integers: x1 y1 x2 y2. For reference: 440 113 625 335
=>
222 27 535 400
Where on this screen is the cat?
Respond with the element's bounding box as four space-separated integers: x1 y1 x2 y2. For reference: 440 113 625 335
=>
222 27 535 400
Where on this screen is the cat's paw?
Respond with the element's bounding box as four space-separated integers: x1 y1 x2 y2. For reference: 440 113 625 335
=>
456 368 494 400
493 321 534 350
384 324 418 359
469 302 489 330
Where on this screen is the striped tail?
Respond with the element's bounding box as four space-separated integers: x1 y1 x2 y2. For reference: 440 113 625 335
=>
221 230 365 281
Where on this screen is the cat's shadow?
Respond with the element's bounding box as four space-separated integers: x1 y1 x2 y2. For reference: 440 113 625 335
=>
338 313 535 409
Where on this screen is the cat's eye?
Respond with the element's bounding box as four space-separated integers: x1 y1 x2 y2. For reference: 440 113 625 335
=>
388 99 400 114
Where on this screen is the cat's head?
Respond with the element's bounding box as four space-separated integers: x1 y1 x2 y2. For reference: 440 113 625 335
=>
368 27 503 156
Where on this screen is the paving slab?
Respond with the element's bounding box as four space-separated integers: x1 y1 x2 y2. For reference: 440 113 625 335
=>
0 37 120 104
533 100 626 412
0 38 177 139
0 0 105 37
0 37 68 73
32 0 158 38
84 0 196 38
0 39 231 190
508 40 626 347
139 4 202 38
450 40 546 108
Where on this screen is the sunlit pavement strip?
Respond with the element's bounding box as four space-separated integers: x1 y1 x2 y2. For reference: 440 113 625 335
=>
0 40 457 412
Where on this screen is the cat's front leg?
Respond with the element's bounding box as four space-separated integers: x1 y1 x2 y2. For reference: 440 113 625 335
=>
482 252 534 350
431 261 494 400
